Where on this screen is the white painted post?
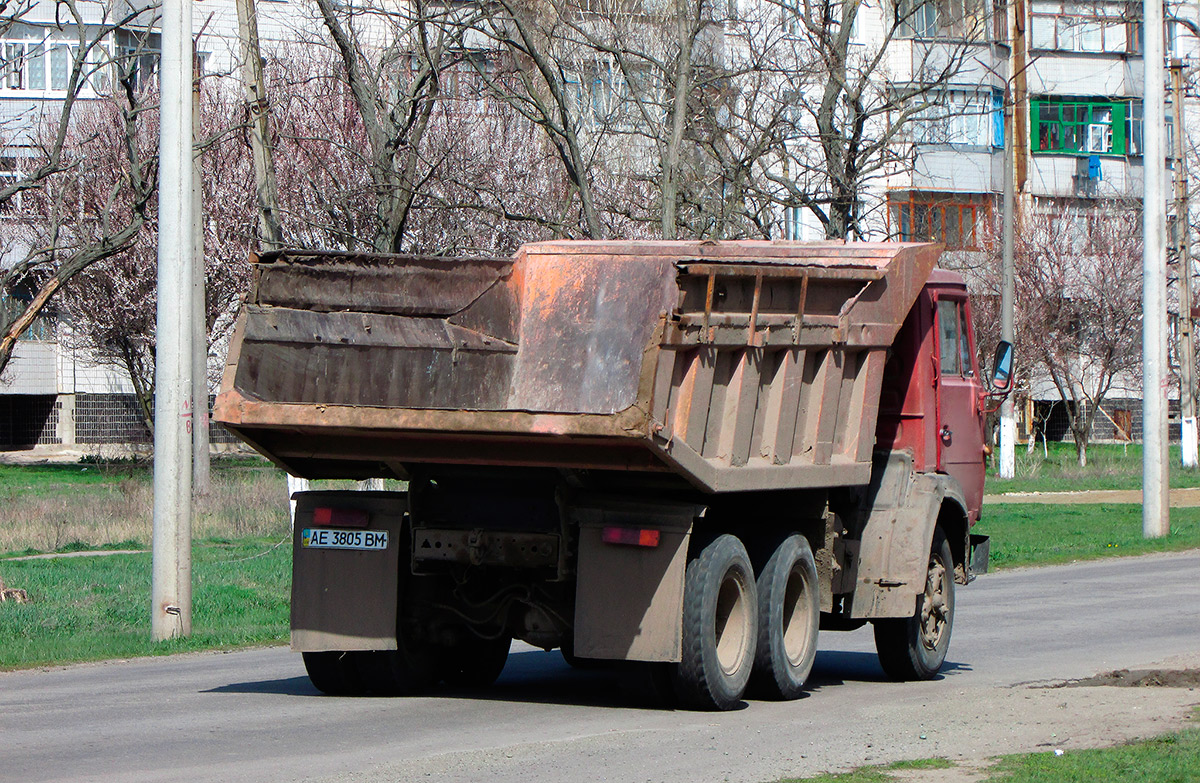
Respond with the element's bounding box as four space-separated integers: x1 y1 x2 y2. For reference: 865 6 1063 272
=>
152 0 195 640
1171 60 1198 469
1143 0 1170 538
287 473 310 530
999 83 1016 480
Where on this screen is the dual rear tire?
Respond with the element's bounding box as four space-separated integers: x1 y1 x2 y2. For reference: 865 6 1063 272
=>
306 528 952 704
674 534 758 710
303 633 512 696
751 534 820 700
673 533 820 710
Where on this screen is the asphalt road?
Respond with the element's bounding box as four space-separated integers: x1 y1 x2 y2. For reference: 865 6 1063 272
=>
4 550 1199 783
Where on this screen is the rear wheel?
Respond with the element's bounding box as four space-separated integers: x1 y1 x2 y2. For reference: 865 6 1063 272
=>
355 625 440 695
751 534 819 700
439 634 512 688
673 534 758 711
302 651 365 696
561 638 604 670
873 527 955 681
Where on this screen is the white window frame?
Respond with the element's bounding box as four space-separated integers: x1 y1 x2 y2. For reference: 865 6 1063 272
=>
911 89 992 146
0 29 112 97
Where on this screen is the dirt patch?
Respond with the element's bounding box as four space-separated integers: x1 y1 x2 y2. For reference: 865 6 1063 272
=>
1059 667 1200 689
888 760 993 783
984 487 1200 506
1 549 145 562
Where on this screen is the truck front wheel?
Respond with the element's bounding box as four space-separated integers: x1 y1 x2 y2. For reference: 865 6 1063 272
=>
751 534 819 699
674 534 758 710
872 527 955 680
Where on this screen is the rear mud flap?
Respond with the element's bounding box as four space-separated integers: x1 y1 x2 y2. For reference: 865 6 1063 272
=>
969 533 990 579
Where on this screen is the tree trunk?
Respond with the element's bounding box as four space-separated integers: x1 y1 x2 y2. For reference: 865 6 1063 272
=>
660 1 695 240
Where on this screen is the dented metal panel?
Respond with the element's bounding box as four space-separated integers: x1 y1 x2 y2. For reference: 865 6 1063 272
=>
215 241 940 493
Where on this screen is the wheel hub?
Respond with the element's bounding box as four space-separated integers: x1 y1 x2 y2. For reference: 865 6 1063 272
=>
919 559 948 650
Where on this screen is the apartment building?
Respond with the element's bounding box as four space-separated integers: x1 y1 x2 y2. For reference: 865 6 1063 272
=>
871 0 1198 444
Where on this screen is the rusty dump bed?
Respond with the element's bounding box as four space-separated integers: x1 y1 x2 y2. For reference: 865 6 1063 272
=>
214 241 939 492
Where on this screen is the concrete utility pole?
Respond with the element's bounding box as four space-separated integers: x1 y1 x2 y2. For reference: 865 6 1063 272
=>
1171 60 1197 469
152 0 196 640
999 0 1027 478
999 82 1016 480
1143 0 1170 539
192 43 211 497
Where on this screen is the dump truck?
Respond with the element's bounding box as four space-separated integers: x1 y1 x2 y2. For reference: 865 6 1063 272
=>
214 240 1012 710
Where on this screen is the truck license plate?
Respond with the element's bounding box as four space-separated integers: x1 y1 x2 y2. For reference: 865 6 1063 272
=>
301 528 389 551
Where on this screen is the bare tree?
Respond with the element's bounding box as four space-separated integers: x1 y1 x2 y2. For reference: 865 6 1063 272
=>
26 81 255 434
1013 203 1143 466
264 47 570 254
765 0 986 239
0 2 160 377
305 0 456 253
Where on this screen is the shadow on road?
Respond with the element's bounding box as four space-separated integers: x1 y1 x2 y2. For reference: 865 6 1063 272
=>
806 650 970 690
202 647 970 708
206 676 320 696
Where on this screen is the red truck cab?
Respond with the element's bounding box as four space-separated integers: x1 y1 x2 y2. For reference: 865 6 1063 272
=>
876 269 987 522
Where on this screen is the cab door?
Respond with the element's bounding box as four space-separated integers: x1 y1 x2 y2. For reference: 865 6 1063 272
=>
934 294 986 520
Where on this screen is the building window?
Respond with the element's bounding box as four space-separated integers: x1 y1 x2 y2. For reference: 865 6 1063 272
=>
895 0 986 40
887 192 991 250
0 29 112 94
0 153 22 212
910 89 1002 148
1032 98 1127 155
1029 4 1138 53
566 57 629 129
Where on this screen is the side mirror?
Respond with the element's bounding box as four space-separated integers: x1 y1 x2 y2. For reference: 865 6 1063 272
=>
990 341 1014 392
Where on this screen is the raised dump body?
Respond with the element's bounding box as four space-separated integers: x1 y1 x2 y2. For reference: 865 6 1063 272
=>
216 240 938 492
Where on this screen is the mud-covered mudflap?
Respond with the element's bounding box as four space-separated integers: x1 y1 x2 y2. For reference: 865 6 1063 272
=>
290 490 408 652
969 533 990 578
571 497 702 662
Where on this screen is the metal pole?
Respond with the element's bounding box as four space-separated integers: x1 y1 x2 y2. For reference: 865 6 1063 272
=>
1143 0 1170 538
152 0 195 640
999 81 1017 479
192 43 211 496
1171 59 1197 469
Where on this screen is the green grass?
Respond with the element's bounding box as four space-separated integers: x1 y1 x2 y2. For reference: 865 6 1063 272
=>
977 503 1200 569
1 449 1198 671
985 726 1200 782
0 461 146 494
773 724 1200 782
0 537 291 669
986 442 1200 494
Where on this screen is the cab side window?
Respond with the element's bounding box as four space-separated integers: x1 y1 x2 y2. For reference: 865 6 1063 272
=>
937 299 961 376
957 303 974 377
